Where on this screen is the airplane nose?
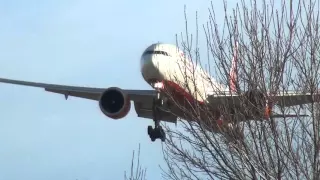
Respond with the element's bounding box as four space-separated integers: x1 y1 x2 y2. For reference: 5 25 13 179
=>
140 54 152 69
140 54 162 82
141 54 155 71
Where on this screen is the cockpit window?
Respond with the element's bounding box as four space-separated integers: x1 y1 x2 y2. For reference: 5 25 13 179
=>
144 50 170 56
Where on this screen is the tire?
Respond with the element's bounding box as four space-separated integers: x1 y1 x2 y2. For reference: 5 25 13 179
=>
161 135 166 142
160 127 166 142
147 126 153 135
151 136 156 142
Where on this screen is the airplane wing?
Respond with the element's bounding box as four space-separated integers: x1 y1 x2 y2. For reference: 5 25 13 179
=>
0 78 177 123
207 91 320 108
272 92 320 107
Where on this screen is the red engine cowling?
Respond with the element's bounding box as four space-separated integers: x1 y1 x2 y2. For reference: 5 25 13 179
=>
99 87 131 119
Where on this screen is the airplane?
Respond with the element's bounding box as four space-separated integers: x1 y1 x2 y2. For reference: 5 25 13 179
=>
0 43 317 142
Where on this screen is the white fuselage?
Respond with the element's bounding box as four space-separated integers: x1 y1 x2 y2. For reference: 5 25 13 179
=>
140 43 226 103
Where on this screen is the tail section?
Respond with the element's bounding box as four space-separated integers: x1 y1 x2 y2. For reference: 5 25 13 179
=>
229 42 239 92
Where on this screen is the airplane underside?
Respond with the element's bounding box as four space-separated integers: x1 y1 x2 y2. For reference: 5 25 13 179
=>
144 79 244 142
155 88 271 143
143 79 203 142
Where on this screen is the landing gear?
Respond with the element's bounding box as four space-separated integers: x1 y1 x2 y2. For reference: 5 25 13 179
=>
147 82 166 142
147 125 166 142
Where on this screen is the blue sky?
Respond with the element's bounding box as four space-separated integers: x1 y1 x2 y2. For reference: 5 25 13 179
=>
0 0 231 179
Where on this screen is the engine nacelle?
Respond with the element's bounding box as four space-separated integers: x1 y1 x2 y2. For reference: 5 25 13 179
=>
99 87 131 119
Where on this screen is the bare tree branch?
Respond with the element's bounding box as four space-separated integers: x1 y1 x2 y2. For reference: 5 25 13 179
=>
161 0 320 179
124 144 147 180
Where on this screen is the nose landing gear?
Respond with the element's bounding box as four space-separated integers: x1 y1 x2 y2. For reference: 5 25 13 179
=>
147 82 166 142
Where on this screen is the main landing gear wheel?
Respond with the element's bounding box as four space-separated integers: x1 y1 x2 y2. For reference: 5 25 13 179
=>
147 91 166 142
147 125 166 142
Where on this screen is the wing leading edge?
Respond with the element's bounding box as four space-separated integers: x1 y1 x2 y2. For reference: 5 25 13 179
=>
0 78 104 100
0 78 158 101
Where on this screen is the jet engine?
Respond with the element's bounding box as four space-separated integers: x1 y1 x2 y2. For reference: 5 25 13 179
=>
99 87 131 119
